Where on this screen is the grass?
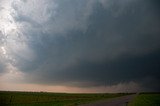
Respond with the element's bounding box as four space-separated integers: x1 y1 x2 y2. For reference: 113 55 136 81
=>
129 93 160 106
0 91 130 106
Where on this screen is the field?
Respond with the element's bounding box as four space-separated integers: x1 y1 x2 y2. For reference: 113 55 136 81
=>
129 93 160 106
0 91 129 106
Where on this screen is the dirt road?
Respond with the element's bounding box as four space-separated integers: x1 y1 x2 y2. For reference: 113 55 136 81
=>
80 94 136 106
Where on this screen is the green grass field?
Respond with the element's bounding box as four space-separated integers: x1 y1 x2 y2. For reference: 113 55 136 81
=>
129 93 160 106
0 91 129 106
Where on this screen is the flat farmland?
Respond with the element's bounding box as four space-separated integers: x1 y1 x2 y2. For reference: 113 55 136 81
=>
0 91 130 106
129 93 160 106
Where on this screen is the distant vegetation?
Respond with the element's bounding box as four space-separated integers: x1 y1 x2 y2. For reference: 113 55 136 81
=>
0 91 130 106
129 93 160 106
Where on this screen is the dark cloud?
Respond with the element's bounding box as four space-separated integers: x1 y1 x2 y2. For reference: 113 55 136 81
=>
1 0 160 92
22 1 160 89
26 49 160 89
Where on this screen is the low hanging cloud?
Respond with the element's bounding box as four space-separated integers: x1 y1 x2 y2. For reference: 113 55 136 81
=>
0 0 160 92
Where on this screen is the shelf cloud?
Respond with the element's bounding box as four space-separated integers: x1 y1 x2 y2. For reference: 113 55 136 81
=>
0 0 160 92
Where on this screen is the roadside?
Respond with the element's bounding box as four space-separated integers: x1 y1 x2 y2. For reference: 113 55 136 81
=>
79 94 136 106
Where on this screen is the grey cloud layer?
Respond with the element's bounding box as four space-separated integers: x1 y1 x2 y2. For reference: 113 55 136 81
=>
1 0 160 91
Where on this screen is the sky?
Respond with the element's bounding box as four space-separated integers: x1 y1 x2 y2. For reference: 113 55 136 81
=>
0 0 160 93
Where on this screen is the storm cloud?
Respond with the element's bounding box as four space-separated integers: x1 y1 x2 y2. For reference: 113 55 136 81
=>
0 0 160 92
